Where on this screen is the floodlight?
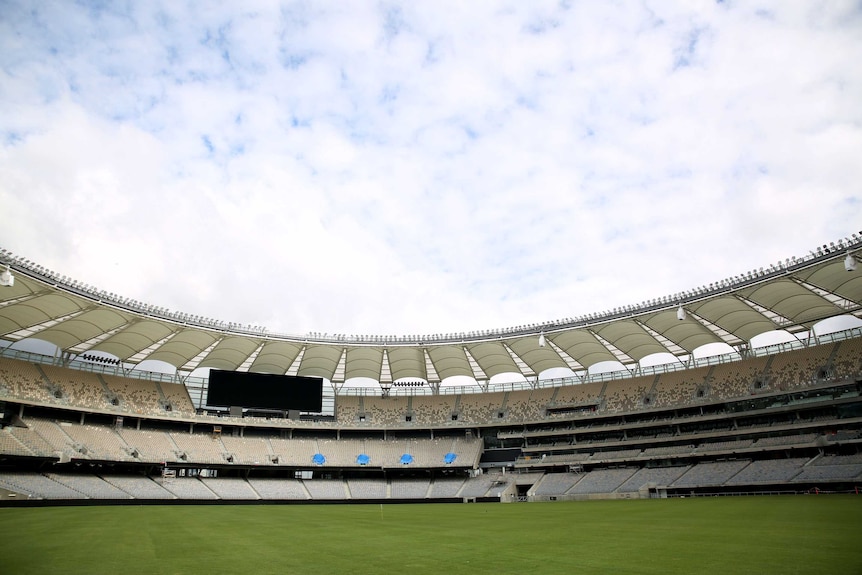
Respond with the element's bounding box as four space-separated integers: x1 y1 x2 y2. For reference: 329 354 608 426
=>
538 333 546 347
845 251 858 272
0 265 13 287
676 305 686 321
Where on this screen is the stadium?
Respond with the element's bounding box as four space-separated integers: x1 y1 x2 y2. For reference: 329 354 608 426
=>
2 236 862 574
2 3 862 572
0 235 861 504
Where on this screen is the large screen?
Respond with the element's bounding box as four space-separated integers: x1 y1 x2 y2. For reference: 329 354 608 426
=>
206 370 323 412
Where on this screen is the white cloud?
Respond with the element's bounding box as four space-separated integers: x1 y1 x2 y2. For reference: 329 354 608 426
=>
1 0 861 338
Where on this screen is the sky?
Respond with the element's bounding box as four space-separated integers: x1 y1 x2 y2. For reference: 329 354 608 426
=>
1 1 861 340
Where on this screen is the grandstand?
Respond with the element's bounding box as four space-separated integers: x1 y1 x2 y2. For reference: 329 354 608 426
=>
0 238 861 503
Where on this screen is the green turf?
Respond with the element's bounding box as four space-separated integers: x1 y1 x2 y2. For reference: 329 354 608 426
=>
0 496 860 575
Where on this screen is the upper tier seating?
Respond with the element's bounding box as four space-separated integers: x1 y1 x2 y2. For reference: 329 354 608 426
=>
334 395 363 424
159 381 196 416
1 336 859 430
101 374 165 416
708 356 768 400
409 394 457 425
0 358 56 403
652 367 709 409
363 395 410 427
831 337 862 380
765 343 833 391
505 387 555 421
602 376 652 413
456 391 506 424
553 379 604 406
39 365 108 410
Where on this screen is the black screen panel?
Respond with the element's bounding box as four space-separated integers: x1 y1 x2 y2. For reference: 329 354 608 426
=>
206 370 323 412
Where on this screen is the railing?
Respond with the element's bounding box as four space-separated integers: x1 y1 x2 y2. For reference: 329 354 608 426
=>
2 326 861 398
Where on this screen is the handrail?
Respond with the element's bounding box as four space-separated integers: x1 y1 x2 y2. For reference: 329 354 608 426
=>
4 325 859 397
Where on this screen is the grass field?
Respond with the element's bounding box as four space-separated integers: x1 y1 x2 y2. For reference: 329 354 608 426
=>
0 496 860 575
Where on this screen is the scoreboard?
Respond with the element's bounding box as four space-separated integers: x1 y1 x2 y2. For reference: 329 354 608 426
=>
206 370 323 412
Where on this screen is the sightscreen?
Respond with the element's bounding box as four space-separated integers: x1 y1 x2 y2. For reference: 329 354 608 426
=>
206 369 323 412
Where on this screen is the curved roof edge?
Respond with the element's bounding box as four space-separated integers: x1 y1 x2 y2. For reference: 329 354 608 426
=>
1 235 860 384
1 235 860 344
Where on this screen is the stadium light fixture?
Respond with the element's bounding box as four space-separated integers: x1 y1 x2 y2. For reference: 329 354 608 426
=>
0 265 13 287
538 332 546 347
845 251 857 272
676 304 686 321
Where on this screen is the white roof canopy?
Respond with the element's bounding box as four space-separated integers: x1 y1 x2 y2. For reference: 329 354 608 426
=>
1 239 860 383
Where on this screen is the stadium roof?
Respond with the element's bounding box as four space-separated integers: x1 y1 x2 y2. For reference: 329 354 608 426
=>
1 238 861 385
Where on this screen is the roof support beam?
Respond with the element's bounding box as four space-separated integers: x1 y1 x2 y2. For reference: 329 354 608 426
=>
0 289 54 309
285 346 306 376
463 346 487 388
792 278 861 311
3 307 94 341
331 348 347 384
545 339 586 372
590 330 636 366
635 320 688 358
126 330 181 364
423 348 441 384
734 294 794 329
379 349 393 385
236 342 265 373
67 324 131 354
179 336 225 372
685 309 744 347
502 342 536 379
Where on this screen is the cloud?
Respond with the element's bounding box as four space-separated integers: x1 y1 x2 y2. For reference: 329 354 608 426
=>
1 0 861 338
